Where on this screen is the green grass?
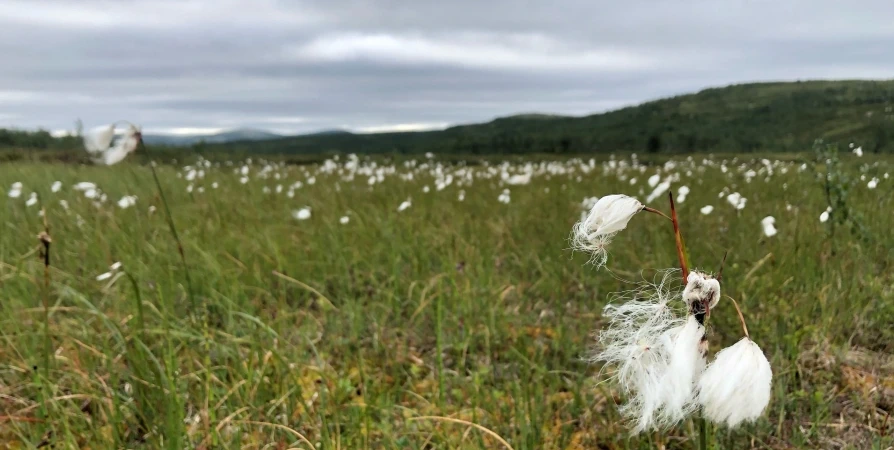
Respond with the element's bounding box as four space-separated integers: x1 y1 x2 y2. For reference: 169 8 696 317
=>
1 154 893 449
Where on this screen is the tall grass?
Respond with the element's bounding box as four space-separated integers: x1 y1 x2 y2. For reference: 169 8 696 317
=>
0 155 892 449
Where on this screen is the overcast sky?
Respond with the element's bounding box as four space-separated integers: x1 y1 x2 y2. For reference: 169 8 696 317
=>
2 0 893 136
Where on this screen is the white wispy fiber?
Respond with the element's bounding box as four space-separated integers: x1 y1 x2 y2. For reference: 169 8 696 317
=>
590 271 695 432
83 123 142 166
645 179 671 203
700 205 714 215
117 195 137 209
73 182 97 191
698 337 772 428
761 216 777 237
571 194 642 268
658 316 706 426
676 186 690 203
292 207 312 220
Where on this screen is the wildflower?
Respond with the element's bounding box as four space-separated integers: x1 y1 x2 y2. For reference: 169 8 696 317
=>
83 123 142 165
676 186 690 203
117 195 137 209
51 181 62 193
96 261 123 281
397 199 412 212
73 182 97 191
700 205 714 215
9 185 22 198
645 180 671 203
698 337 772 428
572 194 642 268
497 189 511 204
760 216 777 237
292 207 312 220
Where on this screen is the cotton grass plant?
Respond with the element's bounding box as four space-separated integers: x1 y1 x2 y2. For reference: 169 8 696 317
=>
573 191 772 448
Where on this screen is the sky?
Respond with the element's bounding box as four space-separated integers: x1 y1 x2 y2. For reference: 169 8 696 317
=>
2 0 894 136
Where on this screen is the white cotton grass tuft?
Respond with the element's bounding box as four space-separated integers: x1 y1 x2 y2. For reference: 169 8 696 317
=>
590 271 697 432
117 195 138 209
293 207 312 220
51 181 62 193
96 261 123 282
761 216 777 237
339 215 350 224
676 186 690 203
698 337 772 428
700 205 714 215
571 194 642 268
658 316 706 426
645 179 671 204
397 199 412 212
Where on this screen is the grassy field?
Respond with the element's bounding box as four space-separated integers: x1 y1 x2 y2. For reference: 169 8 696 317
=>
1 153 893 449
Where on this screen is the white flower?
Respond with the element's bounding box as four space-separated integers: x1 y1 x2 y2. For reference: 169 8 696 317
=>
51 181 62 193
571 194 642 268
819 210 830 223
645 180 671 204
700 205 714 215
761 216 777 237
25 192 38 207
292 207 312 220
497 189 511 204
590 271 689 432
397 199 412 212
867 178 878 189
117 195 137 209
853 146 863 157
676 186 690 203
726 192 746 210
73 182 97 191
698 337 772 428
339 215 350 224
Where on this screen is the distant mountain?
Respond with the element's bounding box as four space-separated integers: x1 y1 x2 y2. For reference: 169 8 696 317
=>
203 80 894 155
143 128 282 146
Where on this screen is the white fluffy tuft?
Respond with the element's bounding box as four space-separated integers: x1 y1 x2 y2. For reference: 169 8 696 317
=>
658 316 705 427
571 194 642 269
682 271 721 310
590 271 701 432
698 337 772 428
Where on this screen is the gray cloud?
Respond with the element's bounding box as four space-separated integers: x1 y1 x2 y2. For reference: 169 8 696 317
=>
2 0 893 135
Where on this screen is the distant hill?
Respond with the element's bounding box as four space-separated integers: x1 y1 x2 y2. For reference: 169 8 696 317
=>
205 80 894 155
142 128 282 146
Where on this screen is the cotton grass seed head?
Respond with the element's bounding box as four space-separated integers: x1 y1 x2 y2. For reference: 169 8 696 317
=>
682 271 721 315
571 194 642 268
698 337 772 428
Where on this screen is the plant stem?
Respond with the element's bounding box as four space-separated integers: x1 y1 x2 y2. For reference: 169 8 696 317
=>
698 416 708 450
148 162 196 313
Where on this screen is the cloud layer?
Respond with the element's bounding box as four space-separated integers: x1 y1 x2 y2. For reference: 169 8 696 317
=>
3 0 893 135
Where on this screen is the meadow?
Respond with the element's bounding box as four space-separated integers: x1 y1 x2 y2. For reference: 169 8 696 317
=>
1 152 893 449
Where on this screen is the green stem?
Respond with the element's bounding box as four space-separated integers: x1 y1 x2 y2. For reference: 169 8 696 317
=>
698 416 708 450
435 292 444 407
148 162 196 313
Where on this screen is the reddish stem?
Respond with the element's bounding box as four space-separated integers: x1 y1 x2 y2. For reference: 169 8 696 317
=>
668 192 689 283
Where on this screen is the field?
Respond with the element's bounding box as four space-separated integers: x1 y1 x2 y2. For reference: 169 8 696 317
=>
1 152 893 449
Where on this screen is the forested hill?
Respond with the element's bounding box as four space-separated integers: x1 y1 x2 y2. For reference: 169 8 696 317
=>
208 80 894 155
4 80 894 156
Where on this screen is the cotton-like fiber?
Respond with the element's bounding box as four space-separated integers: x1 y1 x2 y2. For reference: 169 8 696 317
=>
698 337 772 428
